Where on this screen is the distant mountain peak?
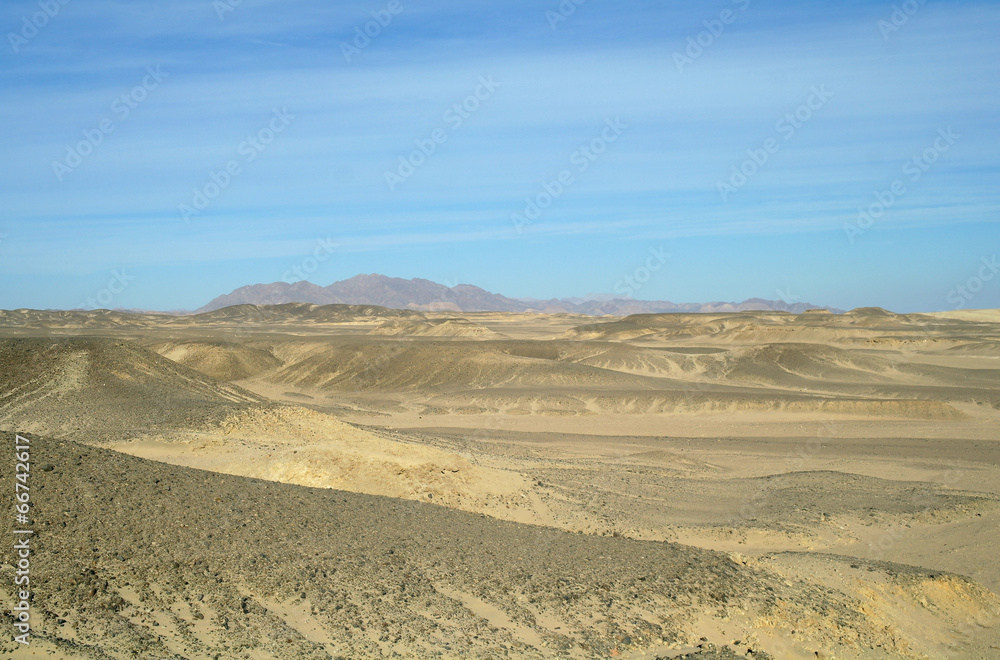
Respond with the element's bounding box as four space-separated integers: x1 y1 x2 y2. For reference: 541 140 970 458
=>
196 275 842 316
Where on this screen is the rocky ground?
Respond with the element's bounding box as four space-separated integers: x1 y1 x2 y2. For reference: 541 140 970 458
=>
2 433 999 659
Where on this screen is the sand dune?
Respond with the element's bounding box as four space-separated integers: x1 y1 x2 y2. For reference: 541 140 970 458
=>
147 336 999 416
369 318 505 338
148 339 283 381
926 309 1000 323
191 302 424 325
562 309 1000 348
257 340 661 392
416 388 967 419
114 405 530 514
0 303 424 333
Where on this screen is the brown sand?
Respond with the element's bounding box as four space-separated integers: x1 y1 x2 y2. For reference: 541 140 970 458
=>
2 306 999 658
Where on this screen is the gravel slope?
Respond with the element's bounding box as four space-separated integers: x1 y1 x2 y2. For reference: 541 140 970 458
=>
2 433 998 659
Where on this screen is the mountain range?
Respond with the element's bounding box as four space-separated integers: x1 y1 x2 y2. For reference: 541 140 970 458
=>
196 274 841 316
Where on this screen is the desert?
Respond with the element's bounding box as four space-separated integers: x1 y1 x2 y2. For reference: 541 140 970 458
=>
2 304 999 658
5 2 999 657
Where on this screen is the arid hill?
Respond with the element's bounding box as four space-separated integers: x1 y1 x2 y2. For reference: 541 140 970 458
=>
0 338 264 441
3 432 998 659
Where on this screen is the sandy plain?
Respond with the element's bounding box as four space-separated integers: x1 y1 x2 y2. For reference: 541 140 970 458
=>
1 304 999 658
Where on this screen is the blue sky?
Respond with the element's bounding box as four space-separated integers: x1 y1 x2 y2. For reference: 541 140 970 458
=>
1 0 998 312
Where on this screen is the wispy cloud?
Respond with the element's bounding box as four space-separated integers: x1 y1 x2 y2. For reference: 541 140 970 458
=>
1 0 998 310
